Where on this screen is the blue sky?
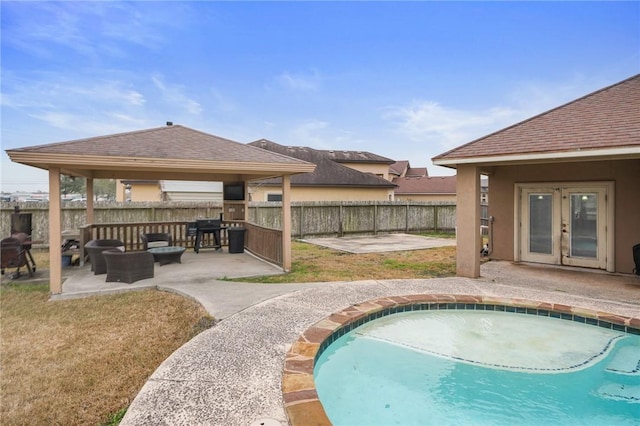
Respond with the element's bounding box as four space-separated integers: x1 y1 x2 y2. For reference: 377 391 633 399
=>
2 1 639 192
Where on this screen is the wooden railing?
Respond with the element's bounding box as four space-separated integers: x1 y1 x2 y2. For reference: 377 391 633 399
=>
244 222 283 266
78 220 283 267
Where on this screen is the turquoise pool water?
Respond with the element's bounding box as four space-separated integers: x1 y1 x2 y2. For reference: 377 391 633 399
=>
314 310 640 425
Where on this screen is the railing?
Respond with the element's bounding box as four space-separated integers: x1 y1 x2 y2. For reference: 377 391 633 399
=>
244 222 283 266
78 219 283 267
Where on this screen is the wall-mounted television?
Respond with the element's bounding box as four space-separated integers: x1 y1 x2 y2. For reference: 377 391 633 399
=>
223 183 245 201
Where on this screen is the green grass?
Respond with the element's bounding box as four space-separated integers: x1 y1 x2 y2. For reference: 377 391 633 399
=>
232 240 457 283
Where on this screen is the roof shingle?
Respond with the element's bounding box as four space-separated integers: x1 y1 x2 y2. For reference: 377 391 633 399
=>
10 125 309 165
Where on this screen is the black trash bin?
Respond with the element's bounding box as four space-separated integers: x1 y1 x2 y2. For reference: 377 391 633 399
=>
228 227 246 253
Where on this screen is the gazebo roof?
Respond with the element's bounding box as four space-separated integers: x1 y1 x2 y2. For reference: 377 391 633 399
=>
6 125 315 181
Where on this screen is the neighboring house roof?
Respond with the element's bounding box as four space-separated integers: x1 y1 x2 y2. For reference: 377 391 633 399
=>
389 160 409 177
6 125 315 181
248 139 396 188
322 150 395 164
390 160 429 178
406 167 428 177
433 74 640 167
393 176 456 195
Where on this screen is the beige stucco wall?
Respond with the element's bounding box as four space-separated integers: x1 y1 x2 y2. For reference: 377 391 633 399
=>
395 194 456 203
341 163 390 180
129 184 162 202
488 159 640 274
250 185 393 202
116 180 126 202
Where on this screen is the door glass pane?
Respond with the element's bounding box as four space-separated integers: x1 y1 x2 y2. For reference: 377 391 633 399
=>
529 194 553 254
570 193 597 258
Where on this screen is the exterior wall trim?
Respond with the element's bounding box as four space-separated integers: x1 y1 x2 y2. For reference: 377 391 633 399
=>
434 146 640 167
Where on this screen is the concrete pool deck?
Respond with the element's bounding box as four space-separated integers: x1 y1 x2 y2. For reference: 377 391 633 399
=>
120 261 640 426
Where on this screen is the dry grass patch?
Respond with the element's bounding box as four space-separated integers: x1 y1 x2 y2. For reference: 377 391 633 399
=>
238 241 457 283
1 284 212 426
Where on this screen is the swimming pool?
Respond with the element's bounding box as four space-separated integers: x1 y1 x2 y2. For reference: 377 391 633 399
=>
314 310 639 425
281 295 640 426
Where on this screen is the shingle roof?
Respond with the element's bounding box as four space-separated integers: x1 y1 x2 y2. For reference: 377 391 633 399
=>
249 140 396 188
393 176 456 195
389 160 409 176
9 125 308 165
321 150 395 164
406 167 428 177
433 74 640 162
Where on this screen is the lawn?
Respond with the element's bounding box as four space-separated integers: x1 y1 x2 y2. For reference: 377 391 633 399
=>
0 284 213 426
235 239 457 283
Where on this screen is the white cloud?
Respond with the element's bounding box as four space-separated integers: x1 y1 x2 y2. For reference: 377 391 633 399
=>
1 2 182 61
384 77 604 151
286 119 373 151
274 70 322 91
1 72 151 135
151 74 202 115
289 119 330 147
384 101 521 150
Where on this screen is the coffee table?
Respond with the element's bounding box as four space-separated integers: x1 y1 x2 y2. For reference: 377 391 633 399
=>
147 246 186 266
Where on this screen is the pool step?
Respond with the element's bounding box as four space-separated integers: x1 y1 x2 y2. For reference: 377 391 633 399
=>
596 382 640 402
604 347 640 376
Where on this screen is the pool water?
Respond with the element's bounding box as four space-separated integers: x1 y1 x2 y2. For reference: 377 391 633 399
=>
314 311 640 426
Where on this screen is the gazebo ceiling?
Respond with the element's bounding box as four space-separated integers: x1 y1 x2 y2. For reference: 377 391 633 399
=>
6 125 316 181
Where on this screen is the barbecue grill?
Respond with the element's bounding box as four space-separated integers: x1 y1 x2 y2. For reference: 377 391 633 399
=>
194 219 224 253
1 232 36 279
1 207 37 279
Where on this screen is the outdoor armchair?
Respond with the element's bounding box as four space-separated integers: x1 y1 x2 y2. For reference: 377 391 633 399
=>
84 239 125 275
102 250 154 284
141 233 172 250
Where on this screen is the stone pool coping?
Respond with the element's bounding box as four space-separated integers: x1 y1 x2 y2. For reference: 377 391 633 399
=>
282 294 640 426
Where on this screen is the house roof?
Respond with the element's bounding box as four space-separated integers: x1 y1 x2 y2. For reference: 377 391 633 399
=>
390 160 429 177
406 167 428 177
6 125 316 181
248 139 397 188
389 160 409 176
433 74 640 168
321 150 395 164
393 176 456 195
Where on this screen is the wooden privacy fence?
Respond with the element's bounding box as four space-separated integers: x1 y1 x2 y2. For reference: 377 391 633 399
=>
250 201 458 238
1 200 469 245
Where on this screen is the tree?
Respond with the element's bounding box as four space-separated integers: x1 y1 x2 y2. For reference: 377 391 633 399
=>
93 179 116 201
60 175 85 196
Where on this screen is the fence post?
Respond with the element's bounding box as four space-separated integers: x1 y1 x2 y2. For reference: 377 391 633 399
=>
373 202 378 235
406 202 410 233
299 204 304 239
434 205 439 233
339 202 344 237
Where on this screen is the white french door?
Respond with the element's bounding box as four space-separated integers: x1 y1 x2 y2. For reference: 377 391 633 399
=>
518 183 613 270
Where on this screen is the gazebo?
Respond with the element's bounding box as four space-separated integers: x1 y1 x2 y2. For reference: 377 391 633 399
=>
6 124 316 294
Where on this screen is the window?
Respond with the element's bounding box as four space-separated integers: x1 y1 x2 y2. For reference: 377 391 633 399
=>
267 193 282 202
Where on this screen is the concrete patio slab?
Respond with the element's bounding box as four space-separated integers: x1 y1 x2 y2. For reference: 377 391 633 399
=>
300 233 456 253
